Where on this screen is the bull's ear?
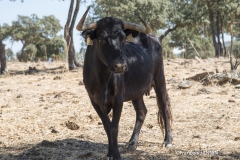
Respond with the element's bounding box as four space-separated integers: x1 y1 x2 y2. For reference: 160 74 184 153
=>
82 30 96 40
124 29 139 38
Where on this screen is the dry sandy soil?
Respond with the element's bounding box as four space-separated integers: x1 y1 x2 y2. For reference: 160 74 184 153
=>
0 58 239 160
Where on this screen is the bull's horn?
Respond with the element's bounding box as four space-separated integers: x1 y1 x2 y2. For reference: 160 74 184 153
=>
76 6 97 31
124 17 152 34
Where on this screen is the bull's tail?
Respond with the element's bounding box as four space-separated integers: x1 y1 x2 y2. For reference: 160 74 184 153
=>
154 83 172 135
155 92 172 135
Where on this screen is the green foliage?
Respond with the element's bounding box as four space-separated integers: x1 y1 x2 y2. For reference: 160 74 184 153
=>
0 24 11 41
24 44 37 61
229 41 240 58
91 0 209 34
37 36 66 61
171 27 214 59
8 14 64 61
161 36 175 59
92 0 169 32
5 48 15 61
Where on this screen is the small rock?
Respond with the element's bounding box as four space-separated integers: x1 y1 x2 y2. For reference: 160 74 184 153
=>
197 88 211 94
167 78 180 84
228 99 235 103
178 80 192 89
54 94 61 98
235 84 240 88
192 135 201 138
79 80 84 85
65 121 79 130
88 115 94 120
53 76 61 80
147 124 153 129
1 104 9 108
39 97 45 101
234 137 240 141
216 125 223 129
49 126 59 133
16 94 22 98
235 95 240 99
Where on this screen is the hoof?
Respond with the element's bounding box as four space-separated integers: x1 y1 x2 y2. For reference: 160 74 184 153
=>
126 142 137 151
166 144 173 150
162 142 173 150
107 151 113 157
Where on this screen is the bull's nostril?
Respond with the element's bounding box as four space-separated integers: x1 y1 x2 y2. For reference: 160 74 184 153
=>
114 63 123 69
113 63 127 72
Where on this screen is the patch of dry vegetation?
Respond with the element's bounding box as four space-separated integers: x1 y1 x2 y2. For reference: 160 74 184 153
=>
0 59 239 160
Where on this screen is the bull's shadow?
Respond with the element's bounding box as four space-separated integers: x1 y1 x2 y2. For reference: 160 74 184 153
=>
0 139 239 160
0 139 171 160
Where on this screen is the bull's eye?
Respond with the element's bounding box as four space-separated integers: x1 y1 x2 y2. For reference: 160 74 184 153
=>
122 37 127 44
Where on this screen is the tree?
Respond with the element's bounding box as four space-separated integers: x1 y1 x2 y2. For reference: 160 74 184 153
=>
9 14 62 62
202 0 240 57
229 2 240 70
64 0 83 70
0 24 11 74
0 41 7 74
34 35 66 61
5 48 15 61
170 27 214 59
91 0 208 44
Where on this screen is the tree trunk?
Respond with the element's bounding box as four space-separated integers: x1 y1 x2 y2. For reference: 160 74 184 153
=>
220 16 227 57
64 0 82 70
229 3 240 70
0 40 7 74
20 42 26 62
230 23 234 70
206 0 217 57
216 8 221 57
184 43 188 59
159 25 178 43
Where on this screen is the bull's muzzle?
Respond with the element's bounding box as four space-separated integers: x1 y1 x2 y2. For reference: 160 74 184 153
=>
113 62 127 73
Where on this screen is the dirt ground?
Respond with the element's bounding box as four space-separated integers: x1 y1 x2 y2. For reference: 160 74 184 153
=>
0 58 239 160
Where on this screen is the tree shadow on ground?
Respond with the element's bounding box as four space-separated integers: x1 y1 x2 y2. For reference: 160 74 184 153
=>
0 139 239 160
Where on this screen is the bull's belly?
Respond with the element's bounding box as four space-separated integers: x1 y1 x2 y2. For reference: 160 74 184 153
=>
123 75 153 101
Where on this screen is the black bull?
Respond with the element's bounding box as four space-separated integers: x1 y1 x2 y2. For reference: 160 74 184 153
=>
77 7 172 160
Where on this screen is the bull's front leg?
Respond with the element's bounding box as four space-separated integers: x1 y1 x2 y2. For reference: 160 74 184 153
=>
110 96 123 160
89 98 113 157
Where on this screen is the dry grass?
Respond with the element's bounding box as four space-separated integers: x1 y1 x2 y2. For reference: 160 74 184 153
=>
0 59 239 160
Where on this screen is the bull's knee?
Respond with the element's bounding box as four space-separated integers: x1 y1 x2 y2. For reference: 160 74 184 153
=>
137 109 147 123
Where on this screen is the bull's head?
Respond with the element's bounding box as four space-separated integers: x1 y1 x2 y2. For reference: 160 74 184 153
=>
76 6 152 73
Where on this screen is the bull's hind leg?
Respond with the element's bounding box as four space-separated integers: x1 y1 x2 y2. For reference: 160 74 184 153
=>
153 75 172 149
127 96 147 151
